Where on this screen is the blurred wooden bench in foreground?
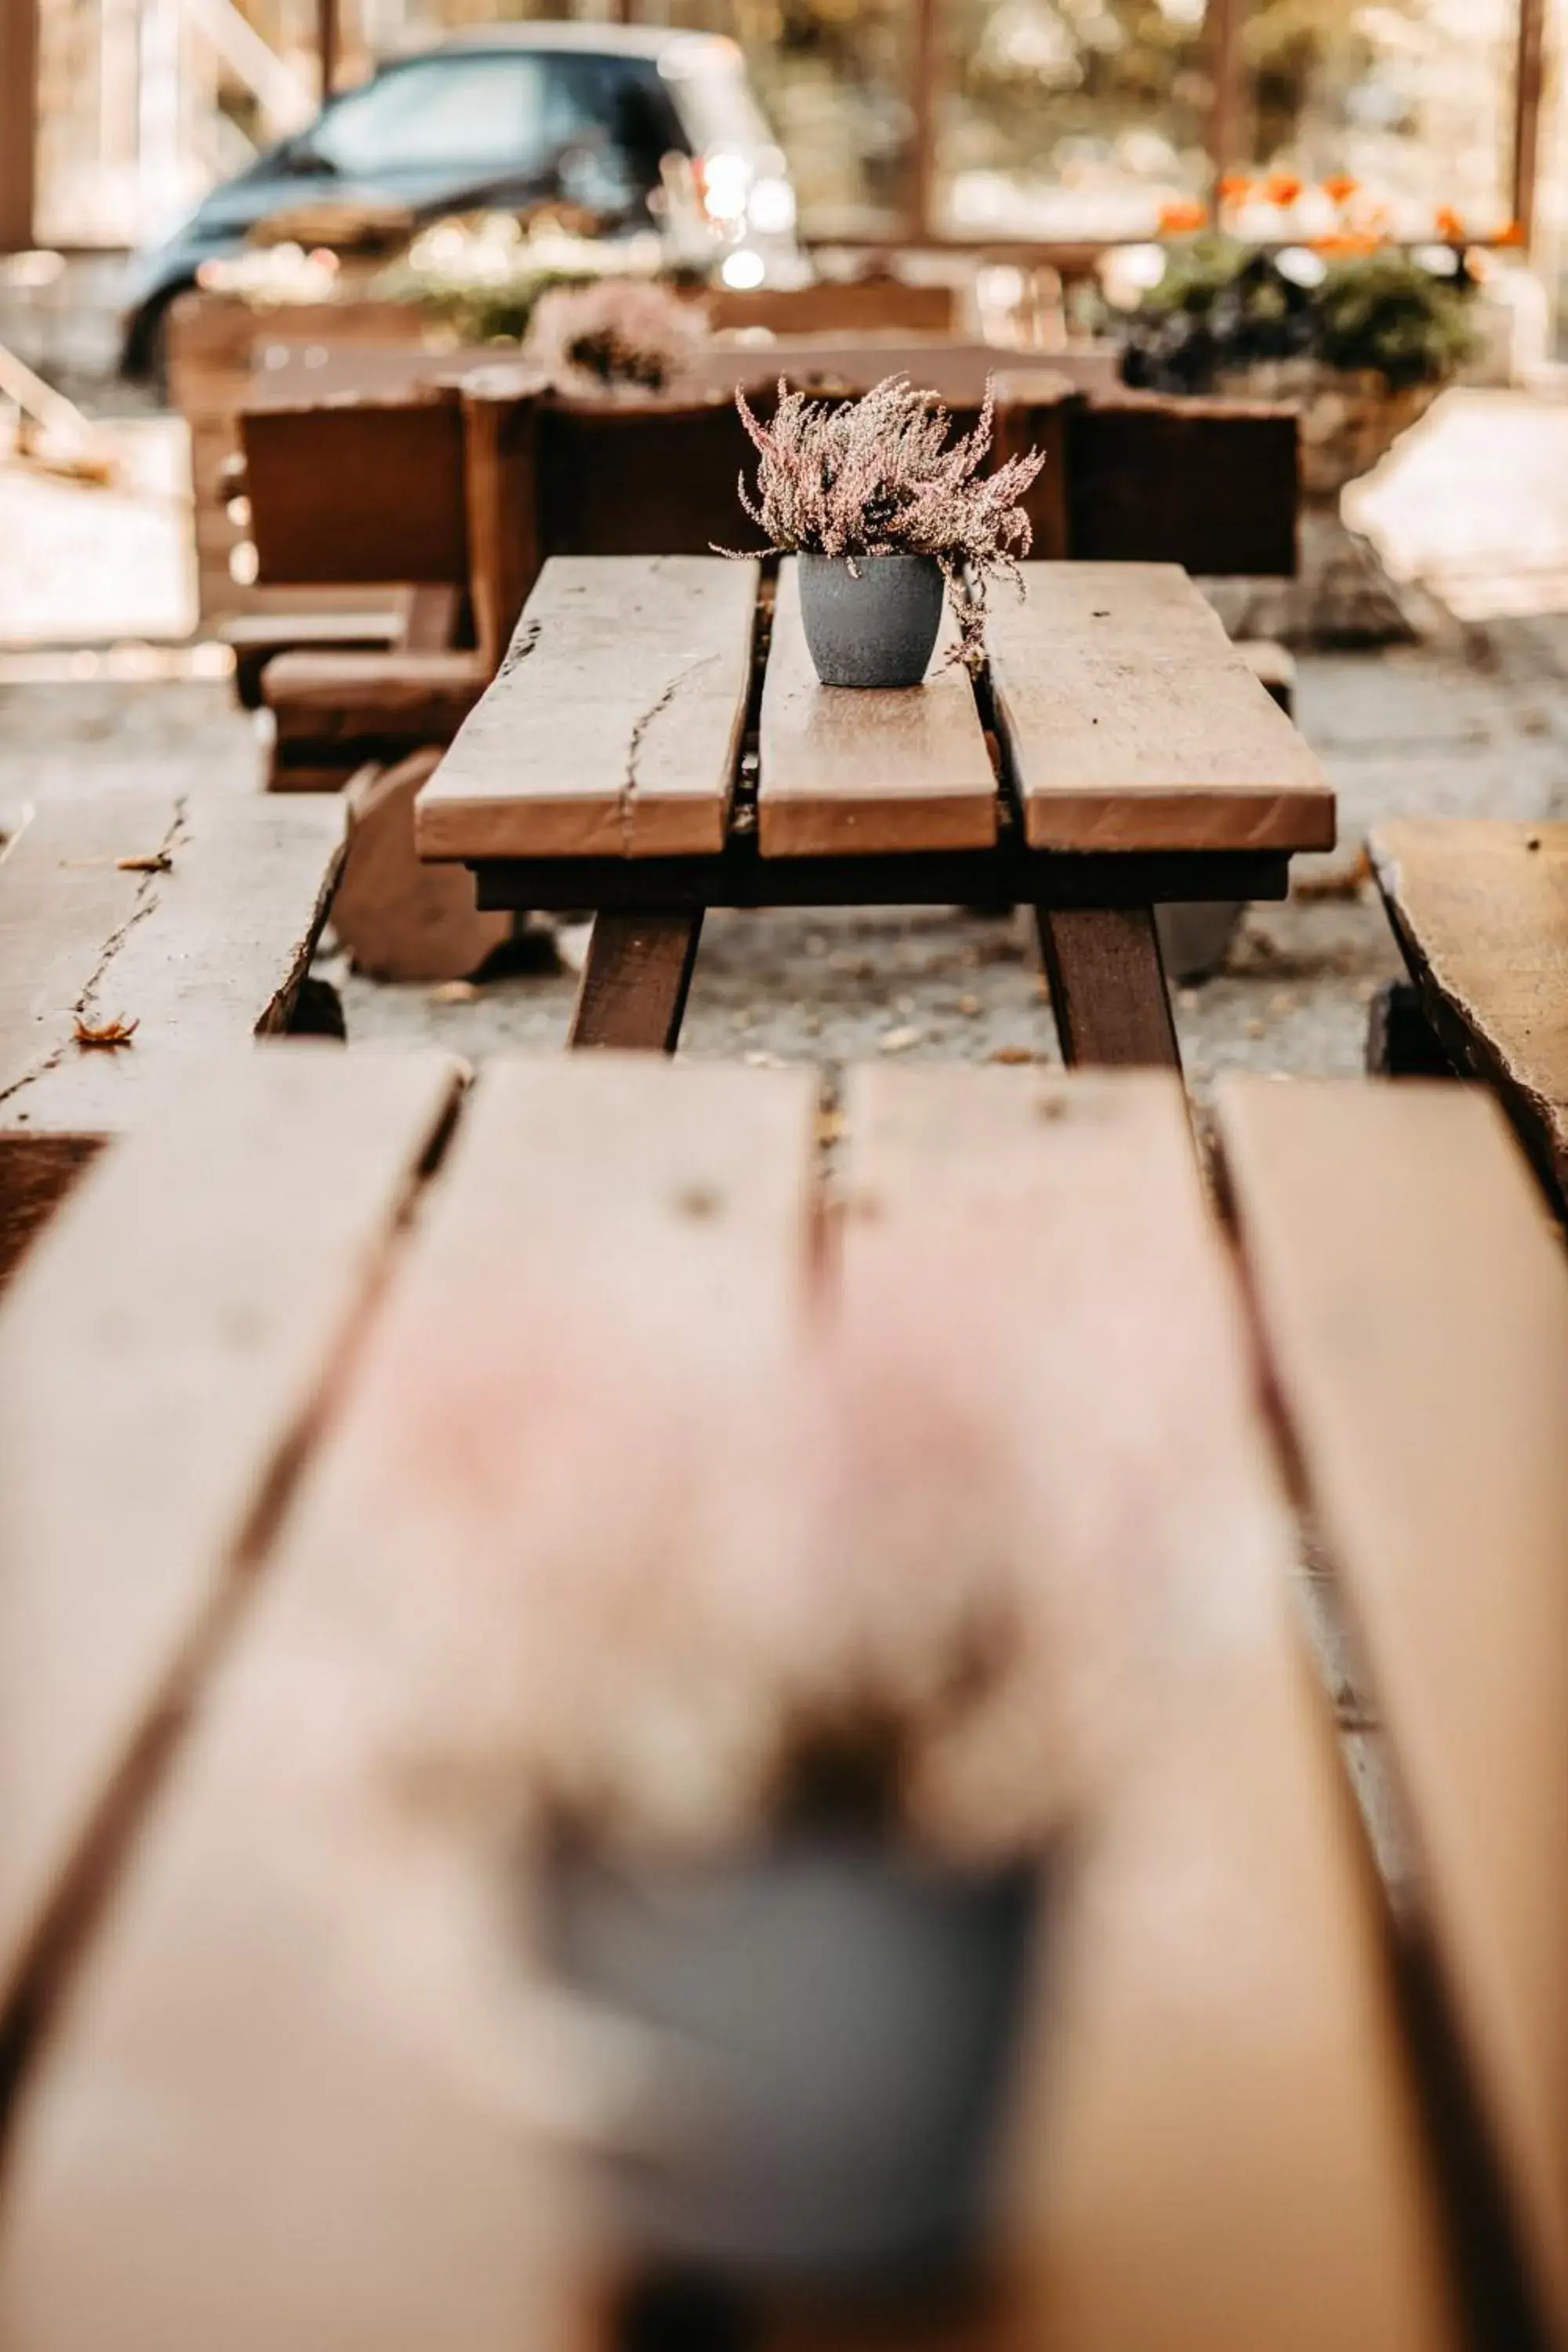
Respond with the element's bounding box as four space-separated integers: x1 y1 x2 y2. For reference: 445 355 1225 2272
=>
0 1055 1563 2347
0 791 347 1284
1367 817 1568 1214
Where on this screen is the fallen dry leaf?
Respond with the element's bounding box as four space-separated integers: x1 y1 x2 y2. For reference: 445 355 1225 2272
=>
986 1044 1036 1065
116 851 172 874
429 979 481 1005
1293 845 1371 901
878 1024 922 1055
74 1014 139 1048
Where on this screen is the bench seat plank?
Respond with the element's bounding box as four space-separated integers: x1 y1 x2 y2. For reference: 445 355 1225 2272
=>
0 1058 819 2351
416 557 759 862
833 1065 1454 2352
1370 818 1568 1201
988 564 1334 854
757 560 998 856
0 1048 463 2061
0 791 347 1142
1216 1075 1568 2346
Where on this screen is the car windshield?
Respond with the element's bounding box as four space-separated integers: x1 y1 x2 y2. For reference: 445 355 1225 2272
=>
303 49 691 205
310 55 557 178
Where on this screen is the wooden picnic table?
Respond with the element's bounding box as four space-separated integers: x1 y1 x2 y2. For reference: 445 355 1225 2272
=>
1 1051 1564 2348
414 557 1333 1065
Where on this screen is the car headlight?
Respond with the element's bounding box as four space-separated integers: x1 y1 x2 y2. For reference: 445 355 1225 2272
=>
747 176 796 236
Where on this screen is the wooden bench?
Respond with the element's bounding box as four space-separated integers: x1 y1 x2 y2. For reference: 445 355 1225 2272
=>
0 790 347 1284
1218 1075 1568 2348
0 1057 1472 2350
1367 818 1568 1210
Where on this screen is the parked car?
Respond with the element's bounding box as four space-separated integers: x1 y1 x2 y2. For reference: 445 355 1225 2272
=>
119 23 800 379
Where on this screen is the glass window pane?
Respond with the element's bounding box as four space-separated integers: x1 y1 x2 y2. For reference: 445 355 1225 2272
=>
1238 0 1516 238
314 53 549 175
936 0 1214 241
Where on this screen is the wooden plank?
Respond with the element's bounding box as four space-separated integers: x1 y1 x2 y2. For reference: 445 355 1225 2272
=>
1068 396 1300 578
416 557 759 862
241 393 468 588
989 564 1334 855
1370 818 1568 1203
707 280 956 336
0 793 347 1145
538 399 764 570
758 560 997 856
459 374 543 670
568 910 704 1050
1216 1074 1568 2346
264 651 487 747
0 1048 463 2063
833 1065 1457 2352
333 753 511 984
0 1058 818 2350
1034 904 1181 1067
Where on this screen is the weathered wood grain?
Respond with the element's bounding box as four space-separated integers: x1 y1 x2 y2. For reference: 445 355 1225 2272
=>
265 652 487 748
0 792 347 1145
757 561 998 857
1034 903 1181 1067
568 910 704 1051
834 1064 1456 2352
1217 1074 1568 2347
241 390 469 589
1370 818 1568 1204
989 564 1334 854
0 1049 463 2073
0 1058 818 2352
416 557 759 862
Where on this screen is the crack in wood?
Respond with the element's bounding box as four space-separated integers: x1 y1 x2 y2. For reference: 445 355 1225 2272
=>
496 619 541 681
616 654 717 855
0 800 188 1113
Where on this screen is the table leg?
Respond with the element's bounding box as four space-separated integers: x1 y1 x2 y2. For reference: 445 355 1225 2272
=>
568 909 704 1052
1035 905 1182 1069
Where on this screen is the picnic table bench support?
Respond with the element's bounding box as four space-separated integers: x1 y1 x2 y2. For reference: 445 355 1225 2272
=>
1036 903 1182 1069
569 910 705 1052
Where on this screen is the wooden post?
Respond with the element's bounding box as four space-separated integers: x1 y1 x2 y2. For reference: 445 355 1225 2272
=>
318 0 337 103
1512 0 1546 249
0 0 38 252
909 0 939 243
1206 0 1240 217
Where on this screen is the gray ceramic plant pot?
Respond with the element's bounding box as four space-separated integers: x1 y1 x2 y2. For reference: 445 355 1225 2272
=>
797 552 946 689
544 1838 1044 2292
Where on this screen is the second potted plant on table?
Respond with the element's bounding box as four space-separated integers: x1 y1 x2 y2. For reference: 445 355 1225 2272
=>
728 374 1046 688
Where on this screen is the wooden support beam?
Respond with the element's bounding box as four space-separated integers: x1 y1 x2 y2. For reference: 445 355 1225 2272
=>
317 0 336 103
1512 0 1546 249
0 0 38 252
909 0 939 244
1206 0 1242 209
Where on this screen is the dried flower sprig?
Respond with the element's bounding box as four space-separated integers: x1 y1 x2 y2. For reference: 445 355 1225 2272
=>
523 278 704 398
725 375 1046 671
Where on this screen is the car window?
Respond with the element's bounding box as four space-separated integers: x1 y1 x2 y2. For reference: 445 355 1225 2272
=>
312 56 553 178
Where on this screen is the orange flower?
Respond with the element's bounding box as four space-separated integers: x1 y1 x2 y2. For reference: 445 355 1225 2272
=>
1312 230 1381 256
1321 172 1359 205
1157 198 1206 235
1217 172 1251 205
1265 171 1303 207
1435 204 1465 241
1495 218 1526 247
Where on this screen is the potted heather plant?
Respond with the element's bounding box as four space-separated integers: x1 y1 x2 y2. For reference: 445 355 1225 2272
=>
728 375 1046 688
397 1244 1145 2302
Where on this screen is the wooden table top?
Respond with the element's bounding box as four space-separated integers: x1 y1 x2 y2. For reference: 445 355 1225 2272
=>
414 557 1335 870
9 1052 1561 2350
